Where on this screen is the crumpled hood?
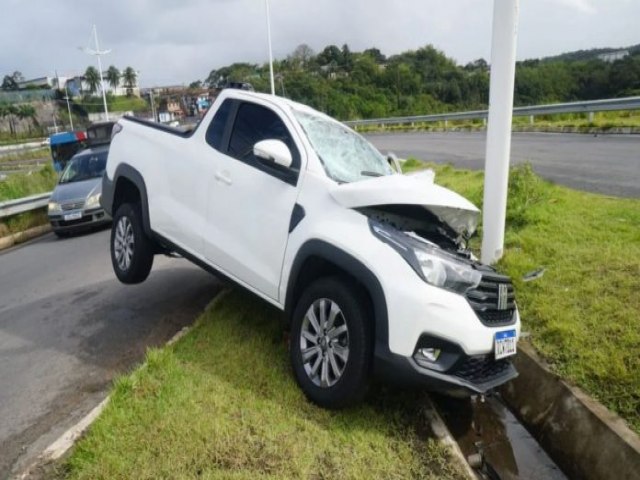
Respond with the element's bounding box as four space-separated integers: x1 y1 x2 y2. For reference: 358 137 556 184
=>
51 178 101 203
330 170 480 236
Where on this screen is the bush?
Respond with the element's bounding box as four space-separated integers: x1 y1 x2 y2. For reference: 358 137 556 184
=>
506 163 550 228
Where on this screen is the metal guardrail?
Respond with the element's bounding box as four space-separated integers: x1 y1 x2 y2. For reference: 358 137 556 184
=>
344 96 640 127
0 192 51 219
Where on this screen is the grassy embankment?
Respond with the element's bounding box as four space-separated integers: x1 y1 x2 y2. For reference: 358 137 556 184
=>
401 160 639 433
0 165 57 237
60 292 467 479
0 147 50 165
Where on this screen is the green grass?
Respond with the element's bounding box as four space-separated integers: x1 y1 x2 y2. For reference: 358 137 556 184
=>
60 291 467 480
0 147 49 164
0 164 58 202
354 110 640 133
403 159 640 433
0 209 49 237
77 95 149 114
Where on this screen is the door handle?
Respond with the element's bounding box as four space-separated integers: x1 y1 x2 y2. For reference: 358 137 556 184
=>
214 171 232 185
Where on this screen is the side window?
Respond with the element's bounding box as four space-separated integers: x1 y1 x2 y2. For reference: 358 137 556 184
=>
227 102 299 169
205 99 233 151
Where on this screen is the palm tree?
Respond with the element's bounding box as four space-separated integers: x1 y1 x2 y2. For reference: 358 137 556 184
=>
106 66 120 91
84 66 100 95
122 67 137 96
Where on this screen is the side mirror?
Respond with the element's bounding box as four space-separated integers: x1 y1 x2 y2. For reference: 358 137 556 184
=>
387 152 402 173
253 139 292 169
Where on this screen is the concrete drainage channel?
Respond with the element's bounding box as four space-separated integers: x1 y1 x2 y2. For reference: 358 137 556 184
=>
435 394 566 480
436 341 640 480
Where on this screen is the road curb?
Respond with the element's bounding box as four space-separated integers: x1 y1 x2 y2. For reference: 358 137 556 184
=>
423 397 477 479
0 224 51 251
500 341 640 480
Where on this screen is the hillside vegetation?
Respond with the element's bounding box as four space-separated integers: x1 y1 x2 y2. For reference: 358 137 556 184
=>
196 43 640 120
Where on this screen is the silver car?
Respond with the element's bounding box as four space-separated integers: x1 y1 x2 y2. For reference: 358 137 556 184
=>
48 145 111 237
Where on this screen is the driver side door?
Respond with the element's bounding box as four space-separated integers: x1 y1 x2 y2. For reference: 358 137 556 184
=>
204 99 303 301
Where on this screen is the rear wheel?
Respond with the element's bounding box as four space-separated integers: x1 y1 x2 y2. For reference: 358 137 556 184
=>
111 202 154 284
290 277 372 409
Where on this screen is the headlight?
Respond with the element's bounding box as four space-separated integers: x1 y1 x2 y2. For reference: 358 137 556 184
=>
86 193 101 208
48 201 61 213
370 220 481 294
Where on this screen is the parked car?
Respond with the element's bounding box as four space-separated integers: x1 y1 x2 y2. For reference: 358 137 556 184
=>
48 145 111 237
101 90 520 408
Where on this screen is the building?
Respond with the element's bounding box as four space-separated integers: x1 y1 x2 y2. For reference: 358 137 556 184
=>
17 73 140 97
17 76 67 89
597 50 629 63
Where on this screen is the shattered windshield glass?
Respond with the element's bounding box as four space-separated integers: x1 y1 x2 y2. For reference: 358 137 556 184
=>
294 110 393 183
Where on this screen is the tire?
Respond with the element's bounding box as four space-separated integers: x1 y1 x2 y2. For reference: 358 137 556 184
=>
110 202 154 284
54 230 69 238
290 276 373 409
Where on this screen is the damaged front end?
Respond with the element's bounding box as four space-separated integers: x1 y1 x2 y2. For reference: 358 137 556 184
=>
332 170 520 395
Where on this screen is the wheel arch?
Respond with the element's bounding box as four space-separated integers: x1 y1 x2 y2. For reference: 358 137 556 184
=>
285 239 389 348
104 163 152 237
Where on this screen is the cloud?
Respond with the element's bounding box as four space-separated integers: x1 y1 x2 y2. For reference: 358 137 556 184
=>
552 0 597 14
1 0 636 86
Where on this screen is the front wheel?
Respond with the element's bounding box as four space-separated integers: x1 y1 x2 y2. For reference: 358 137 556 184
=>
110 202 154 284
290 277 372 409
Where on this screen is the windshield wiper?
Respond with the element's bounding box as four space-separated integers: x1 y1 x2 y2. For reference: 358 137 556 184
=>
360 170 384 177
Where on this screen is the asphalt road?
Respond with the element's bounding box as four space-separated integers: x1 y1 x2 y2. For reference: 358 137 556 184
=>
0 228 220 477
366 131 640 197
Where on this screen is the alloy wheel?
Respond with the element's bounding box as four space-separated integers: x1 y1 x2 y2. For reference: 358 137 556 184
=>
299 298 350 388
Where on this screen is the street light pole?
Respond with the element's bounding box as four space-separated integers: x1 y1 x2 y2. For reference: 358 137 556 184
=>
481 0 520 265
64 85 74 131
265 0 275 95
81 24 111 121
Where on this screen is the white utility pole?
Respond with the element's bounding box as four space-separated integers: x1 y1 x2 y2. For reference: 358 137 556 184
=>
481 0 520 265
64 85 74 130
265 0 275 95
81 24 111 121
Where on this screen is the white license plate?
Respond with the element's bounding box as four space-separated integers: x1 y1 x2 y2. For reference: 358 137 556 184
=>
63 212 82 221
495 329 517 360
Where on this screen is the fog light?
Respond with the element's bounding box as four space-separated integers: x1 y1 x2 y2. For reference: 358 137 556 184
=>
417 348 441 363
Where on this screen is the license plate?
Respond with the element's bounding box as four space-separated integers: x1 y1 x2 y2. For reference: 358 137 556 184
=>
64 212 82 221
495 329 517 360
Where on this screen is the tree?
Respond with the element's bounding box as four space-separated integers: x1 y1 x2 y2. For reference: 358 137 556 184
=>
363 48 386 64
317 45 342 66
1 75 18 90
189 80 203 89
341 44 353 70
11 71 24 83
289 44 315 69
122 67 137 95
106 66 121 90
84 66 100 94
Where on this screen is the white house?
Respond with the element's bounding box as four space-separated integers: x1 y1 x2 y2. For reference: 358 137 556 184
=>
597 50 629 63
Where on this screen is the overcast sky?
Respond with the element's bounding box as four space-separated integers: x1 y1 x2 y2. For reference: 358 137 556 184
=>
1 0 637 86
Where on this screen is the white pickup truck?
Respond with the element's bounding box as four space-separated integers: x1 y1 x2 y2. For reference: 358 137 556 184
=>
101 89 520 408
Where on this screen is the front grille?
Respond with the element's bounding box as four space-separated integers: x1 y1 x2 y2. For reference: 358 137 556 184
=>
466 271 516 327
453 356 512 384
61 200 85 211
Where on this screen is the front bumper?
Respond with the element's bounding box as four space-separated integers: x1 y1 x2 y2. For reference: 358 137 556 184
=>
48 207 111 232
373 248 521 396
374 339 518 397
